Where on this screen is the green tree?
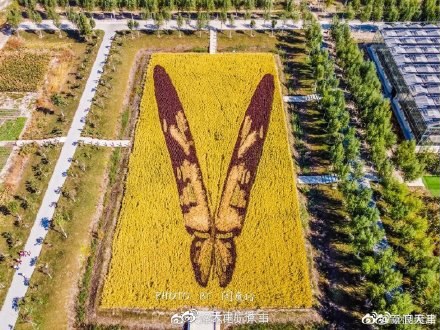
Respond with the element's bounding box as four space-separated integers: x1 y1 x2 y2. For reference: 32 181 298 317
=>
127 19 135 38
153 12 164 37
162 7 171 28
421 0 440 21
176 13 184 37
359 3 372 21
29 9 43 38
219 9 227 29
6 3 23 36
196 11 207 37
249 19 255 36
74 12 93 40
227 14 234 38
371 0 384 21
345 3 355 20
270 18 277 36
395 140 424 181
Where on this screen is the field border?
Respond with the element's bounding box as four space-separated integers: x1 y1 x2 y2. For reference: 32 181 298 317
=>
83 52 320 328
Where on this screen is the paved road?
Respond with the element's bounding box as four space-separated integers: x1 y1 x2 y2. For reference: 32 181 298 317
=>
209 29 217 54
16 18 383 32
283 94 321 103
0 28 116 330
0 137 130 147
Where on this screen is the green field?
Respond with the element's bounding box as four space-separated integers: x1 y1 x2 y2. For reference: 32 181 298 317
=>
0 117 26 140
423 176 440 197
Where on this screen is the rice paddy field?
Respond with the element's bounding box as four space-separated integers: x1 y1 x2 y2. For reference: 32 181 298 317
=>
101 53 312 311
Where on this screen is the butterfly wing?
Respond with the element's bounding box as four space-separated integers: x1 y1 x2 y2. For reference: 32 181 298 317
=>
215 74 275 235
214 74 275 287
154 65 212 234
154 65 214 287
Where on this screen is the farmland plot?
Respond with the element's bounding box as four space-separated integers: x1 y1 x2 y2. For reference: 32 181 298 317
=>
101 54 312 310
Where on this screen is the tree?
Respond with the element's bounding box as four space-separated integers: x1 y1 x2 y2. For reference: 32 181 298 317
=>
162 7 171 28
222 0 232 11
421 0 440 21
7 3 23 37
345 3 355 19
153 12 164 37
101 0 116 11
219 10 227 29
249 19 255 37
231 0 240 13
29 10 43 38
359 3 372 21
127 19 135 38
270 18 277 36
196 11 207 37
394 140 424 181
89 17 96 32
176 13 183 37
244 0 254 10
50 9 63 38
7 200 22 226
74 13 93 41
82 0 95 11
40 263 52 278
54 213 68 238
227 14 234 38
133 20 140 37
263 10 270 24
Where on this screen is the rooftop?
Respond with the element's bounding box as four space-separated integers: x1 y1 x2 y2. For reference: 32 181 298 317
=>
379 24 440 127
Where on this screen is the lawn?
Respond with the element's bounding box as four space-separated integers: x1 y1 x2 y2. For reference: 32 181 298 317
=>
0 117 26 140
16 146 111 329
217 30 279 52
0 145 61 305
423 176 440 197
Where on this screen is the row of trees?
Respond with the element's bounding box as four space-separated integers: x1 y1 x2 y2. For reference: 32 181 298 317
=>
13 0 439 22
20 0 295 13
305 15 412 316
331 20 439 316
7 0 96 40
345 0 439 22
331 18 425 181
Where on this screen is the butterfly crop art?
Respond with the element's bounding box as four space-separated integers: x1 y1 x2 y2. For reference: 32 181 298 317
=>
153 65 275 288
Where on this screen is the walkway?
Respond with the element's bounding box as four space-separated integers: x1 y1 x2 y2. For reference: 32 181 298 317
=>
0 28 116 330
15 18 384 33
0 137 131 148
283 94 321 103
0 30 11 50
209 29 217 54
297 174 338 184
298 173 378 185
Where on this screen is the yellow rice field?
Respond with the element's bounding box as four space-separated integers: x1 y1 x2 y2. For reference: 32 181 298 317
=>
101 53 312 310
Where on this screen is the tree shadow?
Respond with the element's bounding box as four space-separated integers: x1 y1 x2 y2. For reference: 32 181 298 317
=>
306 187 368 328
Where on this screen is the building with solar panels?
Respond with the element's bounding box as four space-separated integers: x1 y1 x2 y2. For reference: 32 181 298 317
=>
369 24 440 150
